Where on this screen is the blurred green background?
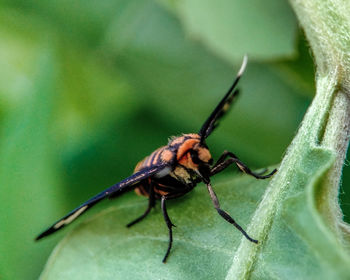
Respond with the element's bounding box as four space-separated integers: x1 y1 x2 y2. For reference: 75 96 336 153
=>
0 0 349 279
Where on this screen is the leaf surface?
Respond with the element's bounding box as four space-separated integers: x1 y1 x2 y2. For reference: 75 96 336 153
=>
160 0 297 61
40 174 269 279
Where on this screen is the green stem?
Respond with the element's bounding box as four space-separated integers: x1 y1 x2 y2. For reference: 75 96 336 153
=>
289 0 350 78
290 0 350 248
319 89 350 246
226 0 350 279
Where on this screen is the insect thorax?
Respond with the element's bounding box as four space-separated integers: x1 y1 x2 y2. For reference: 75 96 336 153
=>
134 133 205 198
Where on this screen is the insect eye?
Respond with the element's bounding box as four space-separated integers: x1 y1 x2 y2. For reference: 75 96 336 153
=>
190 150 200 164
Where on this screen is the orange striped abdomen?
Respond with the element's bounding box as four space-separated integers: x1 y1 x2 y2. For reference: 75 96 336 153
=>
134 146 166 197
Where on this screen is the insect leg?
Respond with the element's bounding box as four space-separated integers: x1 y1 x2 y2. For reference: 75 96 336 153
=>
210 151 276 179
161 196 175 263
211 150 232 168
206 182 257 243
127 182 155 228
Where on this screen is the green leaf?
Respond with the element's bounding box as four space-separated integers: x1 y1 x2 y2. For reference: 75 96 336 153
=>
159 0 298 62
39 173 270 279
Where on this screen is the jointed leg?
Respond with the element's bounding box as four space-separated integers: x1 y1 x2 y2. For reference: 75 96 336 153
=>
212 150 234 168
211 151 276 179
206 182 257 243
127 185 155 228
161 196 175 263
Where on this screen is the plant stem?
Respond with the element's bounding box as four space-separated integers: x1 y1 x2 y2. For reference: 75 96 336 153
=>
319 89 350 246
226 0 350 279
290 0 350 246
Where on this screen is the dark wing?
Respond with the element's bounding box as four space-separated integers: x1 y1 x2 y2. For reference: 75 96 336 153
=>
36 164 169 240
199 55 247 142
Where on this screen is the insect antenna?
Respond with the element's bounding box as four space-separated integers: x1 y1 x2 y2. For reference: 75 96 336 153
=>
199 55 247 142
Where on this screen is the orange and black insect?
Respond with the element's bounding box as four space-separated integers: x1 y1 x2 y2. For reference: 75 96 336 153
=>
36 56 276 263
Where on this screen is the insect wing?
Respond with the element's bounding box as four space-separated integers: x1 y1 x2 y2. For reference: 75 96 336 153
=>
204 89 239 137
199 56 247 140
36 164 169 240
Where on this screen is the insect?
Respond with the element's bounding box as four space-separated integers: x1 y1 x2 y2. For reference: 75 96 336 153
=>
36 56 276 263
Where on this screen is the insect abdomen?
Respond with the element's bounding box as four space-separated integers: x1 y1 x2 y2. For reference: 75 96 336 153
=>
134 147 166 171
133 146 167 197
